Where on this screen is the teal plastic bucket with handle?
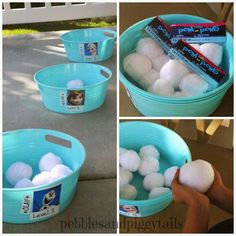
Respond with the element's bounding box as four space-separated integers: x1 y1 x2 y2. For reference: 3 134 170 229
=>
120 14 234 116
119 121 192 217
34 63 112 114
3 129 86 223
61 28 117 62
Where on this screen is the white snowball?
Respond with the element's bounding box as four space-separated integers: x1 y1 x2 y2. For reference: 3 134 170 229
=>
200 43 223 66
179 73 208 96
148 187 171 199
164 166 179 187
14 178 34 189
190 44 201 52
148 79 175 97
6 162 33 186
179 159 215 193
67 80 84 89
119 150 141 172
51 164 73 176
139 156 160 176
160 59 190 89
120 184 137 200
32 171 52 187
171 91 191 98
139 69 160 89
123 53 152 82
39 152 62 172
152 54 169 71
119 147 127 156
139 145 160 159
119 167 133 187
136 37 164 59
50 172 66 183
143 172 165 191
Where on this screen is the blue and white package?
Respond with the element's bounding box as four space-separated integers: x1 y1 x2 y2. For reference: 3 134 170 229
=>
170 22 226 44
144 16 226 90
169 39 225 90
144 16 173 53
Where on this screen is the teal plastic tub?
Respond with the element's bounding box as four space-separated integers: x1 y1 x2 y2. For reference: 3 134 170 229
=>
61 28 117 62
3 129 86 224
34 63 112 114
119 121 192 217
120 14 234 117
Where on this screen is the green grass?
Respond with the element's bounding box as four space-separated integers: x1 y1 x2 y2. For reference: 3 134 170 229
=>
3 29 39 36
3 18 116 36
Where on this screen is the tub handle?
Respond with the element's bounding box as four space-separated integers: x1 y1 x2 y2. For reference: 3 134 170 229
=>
103 30 117 38
45 134 72 149
100 69 110 78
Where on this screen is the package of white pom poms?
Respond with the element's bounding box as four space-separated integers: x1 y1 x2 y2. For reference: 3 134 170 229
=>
119 121 192 217
3 129 86 224
120 14 233 116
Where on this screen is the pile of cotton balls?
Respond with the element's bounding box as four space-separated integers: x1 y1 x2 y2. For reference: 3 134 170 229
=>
120 144 215 200
123 37 223 97
5 152 73 188
120 145 173 200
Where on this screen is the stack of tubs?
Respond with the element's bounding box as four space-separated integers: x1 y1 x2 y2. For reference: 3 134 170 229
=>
120 14 233 116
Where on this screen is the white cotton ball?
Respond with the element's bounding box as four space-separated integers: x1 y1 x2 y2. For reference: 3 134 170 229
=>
119 150 141 172
50 172 66 183
160 59 190 89
138 156 160 176
171 91 191 98
6 162 33 186
200 43 223 66
120 147 127 156
123 53 152 82
152 54 169 71
120 184 137 200
51 164 73 177
139 145 160 159
39 152 62 172
136 37 164 59
148 187 171 199
139 69 160 89
148 79 175 97
67 80 84 89
143 172 165 191
190 44 201 52
164 166 179 187
179 159 215 193
179 73 208 96
119 167 133 187
14 178 34 189
32 171 52 186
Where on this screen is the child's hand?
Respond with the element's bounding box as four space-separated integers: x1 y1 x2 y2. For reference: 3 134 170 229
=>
172 169 209 206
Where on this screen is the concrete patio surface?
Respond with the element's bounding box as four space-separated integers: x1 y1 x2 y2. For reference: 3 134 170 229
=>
3 27 117 233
